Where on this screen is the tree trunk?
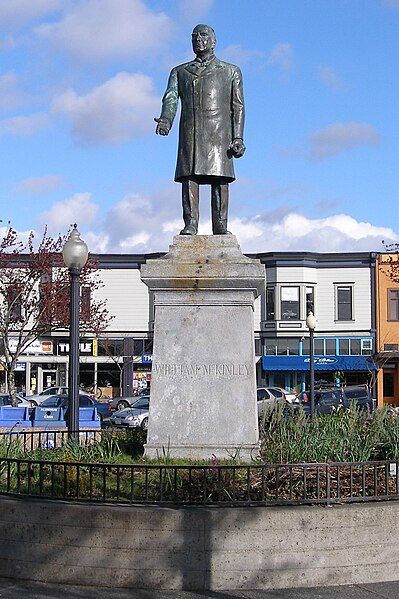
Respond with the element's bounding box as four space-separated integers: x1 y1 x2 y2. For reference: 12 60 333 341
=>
8 368 18 406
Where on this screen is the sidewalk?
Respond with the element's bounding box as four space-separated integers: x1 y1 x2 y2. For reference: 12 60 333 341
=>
0 579 398 599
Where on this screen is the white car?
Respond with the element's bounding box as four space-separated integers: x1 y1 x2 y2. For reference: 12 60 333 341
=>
256 388 287 416
267 387 297 404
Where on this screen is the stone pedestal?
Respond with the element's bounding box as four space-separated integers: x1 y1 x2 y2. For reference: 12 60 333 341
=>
140 235 265 460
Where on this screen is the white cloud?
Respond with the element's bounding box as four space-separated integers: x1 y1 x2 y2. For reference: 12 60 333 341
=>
0 0 60 29
317 65 345 91
219 44 263 65
39 192 99 231
15 175 65 194
0 72 26 112
51 71 159 146
36 0 173 61
267 43 294 72
311 122 381 160
56 185 396 255
0 112 49 136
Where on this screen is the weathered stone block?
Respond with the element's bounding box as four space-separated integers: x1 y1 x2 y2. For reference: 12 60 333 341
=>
141 235 265 460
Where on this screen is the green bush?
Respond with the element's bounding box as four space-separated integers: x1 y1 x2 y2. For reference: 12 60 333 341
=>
259 404 396 464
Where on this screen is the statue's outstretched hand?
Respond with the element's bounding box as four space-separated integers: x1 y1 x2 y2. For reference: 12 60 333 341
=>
229 138 246 158
154 117 171 136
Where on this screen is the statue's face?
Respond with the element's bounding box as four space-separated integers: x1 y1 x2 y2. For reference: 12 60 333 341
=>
192 26 215 55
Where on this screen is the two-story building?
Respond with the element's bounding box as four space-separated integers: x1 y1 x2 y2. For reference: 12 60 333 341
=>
257 252 377 395
0 250 380 399
375 253 399 407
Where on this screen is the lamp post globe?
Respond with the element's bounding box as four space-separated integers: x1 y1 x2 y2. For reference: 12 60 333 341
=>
306 311 316 419
63 226 88 441
306 311 316 331
62 227 88 270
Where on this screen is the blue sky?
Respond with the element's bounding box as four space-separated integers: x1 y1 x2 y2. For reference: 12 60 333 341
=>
1 0 399 253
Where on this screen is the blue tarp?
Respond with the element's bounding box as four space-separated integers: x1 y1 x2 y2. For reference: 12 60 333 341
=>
262 355 377 371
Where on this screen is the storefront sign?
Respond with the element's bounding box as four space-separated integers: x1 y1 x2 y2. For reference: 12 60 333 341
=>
14 362 26 372
9 339 53 355
262 355 377 371
57 340 94 355
141 354 152 364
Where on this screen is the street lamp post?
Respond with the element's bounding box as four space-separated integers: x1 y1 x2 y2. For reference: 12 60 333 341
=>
306 311 316 419
62 226 88 441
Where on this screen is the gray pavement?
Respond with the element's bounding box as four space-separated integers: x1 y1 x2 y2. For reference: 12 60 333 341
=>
0 579 399 599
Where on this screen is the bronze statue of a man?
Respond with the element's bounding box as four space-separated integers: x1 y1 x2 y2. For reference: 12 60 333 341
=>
155 24 245 235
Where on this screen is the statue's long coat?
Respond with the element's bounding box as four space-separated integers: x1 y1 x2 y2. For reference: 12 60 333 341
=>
160 56 245 182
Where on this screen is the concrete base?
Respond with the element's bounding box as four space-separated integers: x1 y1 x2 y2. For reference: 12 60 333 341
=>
140 235 265 460
1 497 399 591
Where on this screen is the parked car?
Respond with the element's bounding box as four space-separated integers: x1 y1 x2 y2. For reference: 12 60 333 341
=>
110 396 149 430
341 385 373 411
293 385 373 415
25 386 93 407
257 388 287 416
110 394 150 412
0 392 34 407
266 387 297 404
40 394 112 424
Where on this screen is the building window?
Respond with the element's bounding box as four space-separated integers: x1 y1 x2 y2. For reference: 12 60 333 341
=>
336 285 353 321
277 338 299 356
80 286 91 322
384 343 399 351
314 338 324 355
349 339 361 355
325 339 336 355
281 287 300 320
388 289 399 321
339 339 350 355
306 286 314 315
361 339 373 355
383 372 395 397
7 284 22 321
266 287 275 321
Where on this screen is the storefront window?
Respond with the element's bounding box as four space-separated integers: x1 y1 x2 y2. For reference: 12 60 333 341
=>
277 338 299 355
265 339 277 355
97 339 124 357
325 339 336 355
350 339 361 355
281 287 300 320
383 371 395 397
339 339 350 355
314 339 324 355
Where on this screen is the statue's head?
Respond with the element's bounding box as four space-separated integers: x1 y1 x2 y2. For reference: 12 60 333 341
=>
192 24 216 55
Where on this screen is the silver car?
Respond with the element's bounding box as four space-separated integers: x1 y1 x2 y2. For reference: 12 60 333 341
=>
110 396 149 430
110 392 149 412
25 387 92 406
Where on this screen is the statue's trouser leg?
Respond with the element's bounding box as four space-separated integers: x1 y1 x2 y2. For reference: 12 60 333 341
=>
180 178 199 235
211 181 229 234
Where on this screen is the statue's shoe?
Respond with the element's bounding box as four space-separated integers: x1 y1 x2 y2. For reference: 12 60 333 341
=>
179 224 198 235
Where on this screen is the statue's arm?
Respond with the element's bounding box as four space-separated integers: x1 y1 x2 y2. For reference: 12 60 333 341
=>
155 68 178 136
230 66 245 157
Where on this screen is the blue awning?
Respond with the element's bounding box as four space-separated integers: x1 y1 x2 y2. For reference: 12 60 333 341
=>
261 355 377 372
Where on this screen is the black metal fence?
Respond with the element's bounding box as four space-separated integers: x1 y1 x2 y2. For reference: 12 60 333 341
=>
1 457 398 506
0 429 101 451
